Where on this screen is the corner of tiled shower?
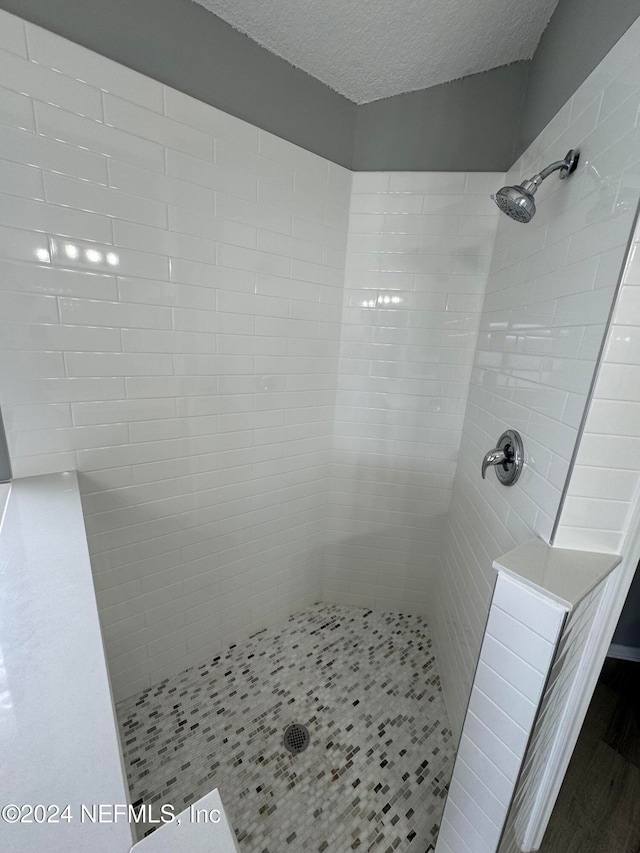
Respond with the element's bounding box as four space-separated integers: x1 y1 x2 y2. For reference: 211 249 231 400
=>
324 170 503 630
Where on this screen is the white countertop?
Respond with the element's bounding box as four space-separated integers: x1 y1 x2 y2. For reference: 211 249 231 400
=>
493 537 621 610
0 472 133 853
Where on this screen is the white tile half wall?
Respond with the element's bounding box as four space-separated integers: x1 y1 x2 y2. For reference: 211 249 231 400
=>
324 172 501 611
432 13 640 737
0 10 351 700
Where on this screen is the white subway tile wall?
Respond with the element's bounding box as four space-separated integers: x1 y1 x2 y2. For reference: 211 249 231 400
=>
0 10 351 700
497 581 605 853
436 573 571 853
431 14 640 737
324 172 501 613
555 218 640 552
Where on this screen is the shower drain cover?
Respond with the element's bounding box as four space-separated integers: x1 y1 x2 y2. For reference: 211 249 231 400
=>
283 723 310 754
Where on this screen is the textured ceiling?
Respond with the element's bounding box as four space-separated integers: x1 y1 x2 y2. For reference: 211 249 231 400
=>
192 0 559 103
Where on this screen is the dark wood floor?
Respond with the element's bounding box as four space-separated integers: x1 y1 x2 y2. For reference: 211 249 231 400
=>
540 658 640 853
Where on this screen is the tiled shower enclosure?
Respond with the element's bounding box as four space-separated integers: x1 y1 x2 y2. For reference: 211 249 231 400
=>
4 6 640 853
0 10 500 706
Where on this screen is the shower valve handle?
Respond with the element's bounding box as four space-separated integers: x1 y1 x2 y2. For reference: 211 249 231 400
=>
481 429 524 487
481 448 508 479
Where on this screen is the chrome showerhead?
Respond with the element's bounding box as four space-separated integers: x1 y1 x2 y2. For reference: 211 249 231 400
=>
491 149 579 223
491 185 536 223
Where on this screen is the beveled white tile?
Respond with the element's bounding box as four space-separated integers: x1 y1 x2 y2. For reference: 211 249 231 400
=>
351 173 389 193
0 122 108 182
108 159 213 214
0 289 58 322
124 375 219 399
10 451 76 478
113 220 216 265
215 138 294 191
117 276 217 311
0 85 35 131
0 193 112 243
103 93 213 160
0 10 27 57
121 328 214 355
44 172 168 228
104 245 169 282
0 349 64 379
594 361 640 401
3 402 72 432
168 204 255 249
0 158 43 200
173 305 252 335
560 495 629 530
388 172 467 194
34 101 164 172
164 87 258 149
3 376 126 404
218 243 291 278
464 172 506 194
59 296 171 329
165 148 257 202
350 193 424 215
25 22 164 111
0 321 121 352
11 422 129 457
0 46 102 118
65 352 173 377
260 129 328 181
169 258 253 293
72 398 175 427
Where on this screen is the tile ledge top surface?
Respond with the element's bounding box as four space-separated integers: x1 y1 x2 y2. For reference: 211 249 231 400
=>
0 471 133 853
492 537 621 611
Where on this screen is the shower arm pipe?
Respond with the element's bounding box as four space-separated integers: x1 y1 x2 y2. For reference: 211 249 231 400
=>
534 159 568 181
522 152 578 194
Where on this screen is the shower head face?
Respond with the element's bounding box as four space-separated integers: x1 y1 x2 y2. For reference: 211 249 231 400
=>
491 185 536 223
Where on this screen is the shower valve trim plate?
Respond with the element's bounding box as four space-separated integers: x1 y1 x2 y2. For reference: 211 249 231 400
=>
481 429 524 486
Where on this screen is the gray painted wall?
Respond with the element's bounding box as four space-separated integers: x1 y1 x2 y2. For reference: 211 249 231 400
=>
1 0 639 171
0 0 356 168
352 63 530 172
0 0 529 171
518 0 640 155
355 0 640 171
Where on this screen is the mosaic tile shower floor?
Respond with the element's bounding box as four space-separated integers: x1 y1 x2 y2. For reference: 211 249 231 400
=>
117 603 455 852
